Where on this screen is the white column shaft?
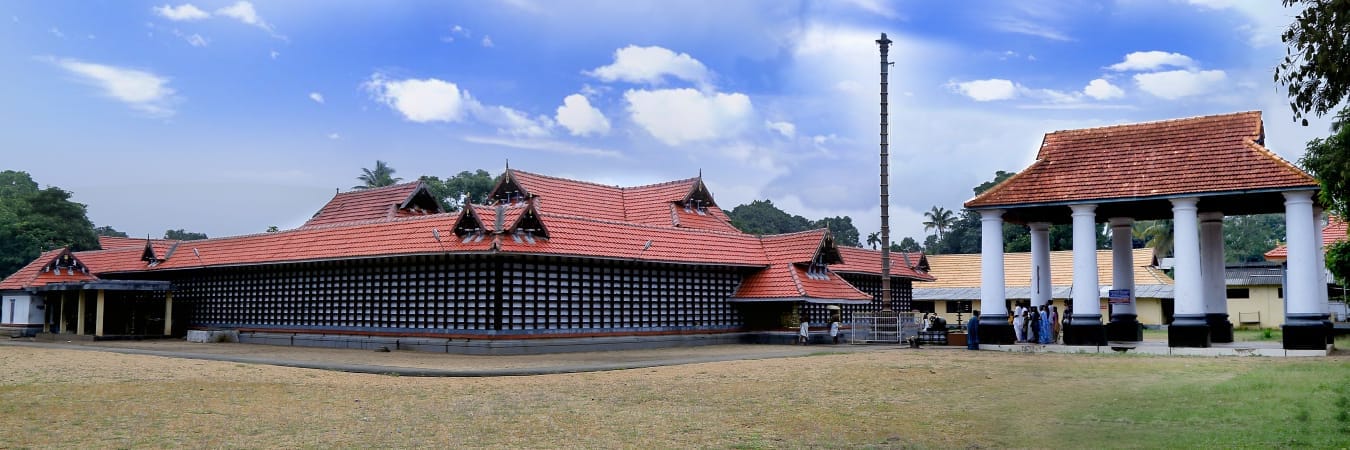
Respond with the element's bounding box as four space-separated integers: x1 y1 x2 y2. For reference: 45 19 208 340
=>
1316 209 1329 305
1199 212 1226 315
1109 217 1136 315
1284 191 1322 316
1171 198 1204 316
1071 204 1100 320
980 210 1008 317
1030 222 1052 308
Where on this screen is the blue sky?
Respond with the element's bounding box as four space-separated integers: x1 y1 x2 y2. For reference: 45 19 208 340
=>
0 0 1332 243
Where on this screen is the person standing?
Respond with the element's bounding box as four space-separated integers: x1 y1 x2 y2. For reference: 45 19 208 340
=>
1013 303 1027 343
1038 305 1052 344
799 319 810 345
967 310 980 350
829 320 841 344
1051 306 1061 343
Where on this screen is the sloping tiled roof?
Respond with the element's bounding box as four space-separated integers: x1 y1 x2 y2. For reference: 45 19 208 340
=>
303 182 436 228
966 111 1319 208
920 248 1169 290
760 229 829 264
506 169 738 232
0 249 98 291
1265 217 1348 261
831 246 937 281
731 263 872 303
496 213 769 266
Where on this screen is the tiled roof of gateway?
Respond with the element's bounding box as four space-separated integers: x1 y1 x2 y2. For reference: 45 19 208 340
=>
919 248 1170 291
831 247 936 281
303 181 440 228
731 264 873 303
966 111 1319 208
0 249 97 291
1265 217 1348 261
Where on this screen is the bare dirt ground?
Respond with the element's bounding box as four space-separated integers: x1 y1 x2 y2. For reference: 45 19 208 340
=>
1 340 1346 448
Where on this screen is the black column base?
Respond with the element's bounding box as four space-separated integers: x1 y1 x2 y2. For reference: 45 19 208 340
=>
1168 314 1211 347
1065 314 1105 346
1106 314 1142 341
1283 314 1330 350
977 315 1014 345
1205 313 1233 343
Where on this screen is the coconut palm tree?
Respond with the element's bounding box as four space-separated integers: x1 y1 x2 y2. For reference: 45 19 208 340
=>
922 206 956 240
353 160 402 189
1133 220 1174 258
866 232 881 250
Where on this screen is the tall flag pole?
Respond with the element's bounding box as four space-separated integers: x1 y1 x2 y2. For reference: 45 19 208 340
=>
877 33 893 312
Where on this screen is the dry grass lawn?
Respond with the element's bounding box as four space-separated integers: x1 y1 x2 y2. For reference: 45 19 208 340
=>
1 344 1348 448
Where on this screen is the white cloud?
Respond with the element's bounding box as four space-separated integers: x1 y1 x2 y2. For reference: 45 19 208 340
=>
765 120 796 138
472 104 553 138
1133 69 1227 99
1186 0 1287 47
327 133 340 140
269 50 279 60
462 135 622 158
481 35 494 47
842 0 899 18
216 1 279 36
184 33 208 47
49 27 64 38
1108 51 1196 72
308 92 324 104
153 4 209 21
991 17 1071 41
624 88 754 146
52 58 177 117
588 45 711 87
1083 78 1124 100
555 94 611 136
950 79 1018 101
363 74 468 123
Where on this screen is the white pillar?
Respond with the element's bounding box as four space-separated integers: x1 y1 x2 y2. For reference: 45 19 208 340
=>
1316 208 1329 305
1029 222 1052 308
1070 204 1100 323
1171 198 1204 318
980 210 1008 318
1284 191 1322 317
1109 217 1136 316
1199 212 1226 316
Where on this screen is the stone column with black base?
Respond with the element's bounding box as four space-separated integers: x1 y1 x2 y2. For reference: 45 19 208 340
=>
1065 204 1106 346
977 209 1014 344
1106 217 1142 341
1282 191 1330 350
1169 198 1210 347
1199 212 1233 343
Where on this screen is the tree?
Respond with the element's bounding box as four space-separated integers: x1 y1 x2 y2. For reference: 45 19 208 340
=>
0 170 99 278
420 170 496 211
266 226 280 233
93 225 128 237
727 200 814 235
1133 220 1174 258
894 237 922 252
1276 0 1350 125
814 216 861 247
164 229 208 240
922 206 956 240
1224 214 1287 263
353 160 402 189
866 232 881 250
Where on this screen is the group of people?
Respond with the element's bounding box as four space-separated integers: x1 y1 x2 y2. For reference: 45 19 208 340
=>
1012 302 1060 344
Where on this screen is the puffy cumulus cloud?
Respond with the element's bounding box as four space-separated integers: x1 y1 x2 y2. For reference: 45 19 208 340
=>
153 4 209 21
52 57 177 117
555 94 610 136
308 92 324 104
588 45 710 87
765 120 796 138
949 78 1018 101
363 74 469 123
1133 69 1227 99
1083 78 1124 100
624 88 754 146
1108 51 1196 72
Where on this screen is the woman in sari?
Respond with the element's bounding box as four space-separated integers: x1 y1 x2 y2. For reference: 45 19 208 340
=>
1038 305 1052 344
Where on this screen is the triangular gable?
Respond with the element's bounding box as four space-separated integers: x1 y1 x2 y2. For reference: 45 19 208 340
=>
679 176 718 211
453 207 487 238
140 238 158 263
508 201 549 240
398 183 443 215
760 229 842 265
487 169 532 205
304 181 441 227
0 248 99 291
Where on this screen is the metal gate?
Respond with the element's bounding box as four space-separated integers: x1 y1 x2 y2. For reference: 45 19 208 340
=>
850 311 921 344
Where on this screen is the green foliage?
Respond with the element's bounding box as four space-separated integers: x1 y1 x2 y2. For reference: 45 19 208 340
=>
0 170 99 279
1275 0 1350 125
922 206 956 239
727 200 860 246
866 232 881 249
353 160 402 189
1327 240 1350 284
164 229 208 240
265 226 280 233
93 225 127 238
1301 107 1350 219
815 216 860 247
1224 214 1287 263
420 170 497 212
894 237 922 252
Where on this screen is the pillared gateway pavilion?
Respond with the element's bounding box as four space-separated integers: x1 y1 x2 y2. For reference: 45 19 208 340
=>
0 169 932 353
965 111 1332 350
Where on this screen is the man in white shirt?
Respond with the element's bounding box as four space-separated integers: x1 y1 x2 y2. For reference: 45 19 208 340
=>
799 320 810 345
1013 303 1027 343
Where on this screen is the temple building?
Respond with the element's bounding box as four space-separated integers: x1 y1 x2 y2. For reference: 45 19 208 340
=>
0 169 933 352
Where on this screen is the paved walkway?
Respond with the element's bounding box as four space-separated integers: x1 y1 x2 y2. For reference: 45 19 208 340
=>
0 338 911 377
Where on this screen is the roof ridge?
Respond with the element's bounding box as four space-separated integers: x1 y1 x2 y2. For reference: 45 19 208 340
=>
335 180 422 196
514 168 698 192
250 212 460 237
1044 110 1261 136
537 211 756 238
620 177 699 191
784 263 807 297
757 228 829 240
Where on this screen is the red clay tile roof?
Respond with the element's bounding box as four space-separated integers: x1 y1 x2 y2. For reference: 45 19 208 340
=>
1264 217 1348 261
504 169 739 232
760 229 830 264
303 181 439 228
966 111 1319 209
831 246 937 282
0 249 98 291
497 213 769 266
731 264 872 303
